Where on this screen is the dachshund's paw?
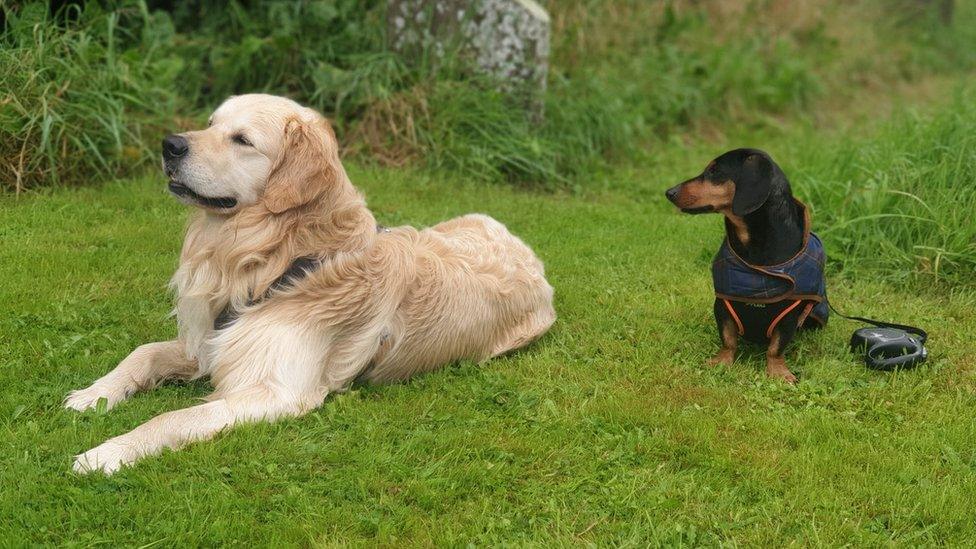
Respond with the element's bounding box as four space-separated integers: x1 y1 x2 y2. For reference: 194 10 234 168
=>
766 364 797 384
707 349 735 367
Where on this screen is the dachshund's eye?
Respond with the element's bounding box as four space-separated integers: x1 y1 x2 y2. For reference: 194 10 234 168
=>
207 118 214 127
232 134 252 147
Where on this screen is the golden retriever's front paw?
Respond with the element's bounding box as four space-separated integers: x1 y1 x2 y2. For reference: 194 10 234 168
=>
73 441 136 475
64 385 127 412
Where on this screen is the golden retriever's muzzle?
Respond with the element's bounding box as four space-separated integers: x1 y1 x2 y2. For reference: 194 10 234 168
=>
161 134 238 210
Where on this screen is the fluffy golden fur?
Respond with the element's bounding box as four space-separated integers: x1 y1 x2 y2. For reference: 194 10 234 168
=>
65 94 555 474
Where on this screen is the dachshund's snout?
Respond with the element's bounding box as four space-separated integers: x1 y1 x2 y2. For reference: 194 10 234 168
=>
665 185 680 204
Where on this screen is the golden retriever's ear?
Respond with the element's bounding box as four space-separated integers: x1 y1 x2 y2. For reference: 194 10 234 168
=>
263 116 337 214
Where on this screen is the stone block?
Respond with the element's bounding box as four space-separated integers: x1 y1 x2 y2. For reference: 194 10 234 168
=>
388 0 550 116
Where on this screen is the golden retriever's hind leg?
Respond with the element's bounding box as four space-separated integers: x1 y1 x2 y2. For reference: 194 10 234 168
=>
490 305 556 358
64 340 197 412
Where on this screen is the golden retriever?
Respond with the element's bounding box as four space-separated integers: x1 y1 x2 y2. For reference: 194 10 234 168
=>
65 94 555 474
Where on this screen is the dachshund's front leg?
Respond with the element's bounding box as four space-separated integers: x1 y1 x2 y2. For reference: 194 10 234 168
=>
708 300 738 366
766 329 797 384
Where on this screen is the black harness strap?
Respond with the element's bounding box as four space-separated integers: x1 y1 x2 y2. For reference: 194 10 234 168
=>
213 256 323 331
213 224 391 331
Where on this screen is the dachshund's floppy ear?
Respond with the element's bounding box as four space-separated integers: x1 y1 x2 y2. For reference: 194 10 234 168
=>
263 115 337 214
732 153 773 216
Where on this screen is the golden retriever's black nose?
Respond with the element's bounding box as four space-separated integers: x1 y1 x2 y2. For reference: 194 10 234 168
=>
162 135 188 160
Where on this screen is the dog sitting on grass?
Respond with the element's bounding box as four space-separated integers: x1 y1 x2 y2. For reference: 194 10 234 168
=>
65 94 555 474
665 149 828 383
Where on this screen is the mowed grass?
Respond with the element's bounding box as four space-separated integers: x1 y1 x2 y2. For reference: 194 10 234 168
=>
3 158 976 545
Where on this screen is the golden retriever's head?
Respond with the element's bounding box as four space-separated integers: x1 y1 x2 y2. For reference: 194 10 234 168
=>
162 94 340 214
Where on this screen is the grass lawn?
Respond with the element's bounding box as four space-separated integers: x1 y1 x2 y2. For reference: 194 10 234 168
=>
3 106 976 545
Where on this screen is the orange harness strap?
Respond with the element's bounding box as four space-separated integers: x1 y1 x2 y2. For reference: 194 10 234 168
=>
722 299 745 336
766 299 803 339
797 301 815 328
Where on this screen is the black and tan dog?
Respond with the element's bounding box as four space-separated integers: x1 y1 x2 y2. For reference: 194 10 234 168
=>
666 149 828 383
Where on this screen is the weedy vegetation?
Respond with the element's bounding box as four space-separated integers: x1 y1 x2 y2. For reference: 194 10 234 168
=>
3 0 974 190
803 94 976 285
0 1 179 191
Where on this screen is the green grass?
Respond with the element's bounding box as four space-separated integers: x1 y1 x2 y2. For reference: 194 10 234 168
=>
3 91 976 545
803 94 976 284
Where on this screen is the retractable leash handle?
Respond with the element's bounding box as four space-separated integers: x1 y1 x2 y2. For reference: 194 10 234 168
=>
866 336 928 371
828 301 929 370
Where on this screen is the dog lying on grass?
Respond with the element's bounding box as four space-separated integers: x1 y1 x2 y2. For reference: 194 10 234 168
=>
665 149 828 383
65 94 555 474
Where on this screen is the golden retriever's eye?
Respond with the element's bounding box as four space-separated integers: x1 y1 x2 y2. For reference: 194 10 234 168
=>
232 134 253 147
207 117 214 127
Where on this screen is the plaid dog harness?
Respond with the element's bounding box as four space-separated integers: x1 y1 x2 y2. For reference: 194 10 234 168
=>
712 201 828 344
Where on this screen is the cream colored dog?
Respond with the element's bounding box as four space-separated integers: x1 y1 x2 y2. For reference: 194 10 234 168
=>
65 94 555 474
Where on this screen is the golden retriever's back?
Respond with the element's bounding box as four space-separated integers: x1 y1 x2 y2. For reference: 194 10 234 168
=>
358 214 554 382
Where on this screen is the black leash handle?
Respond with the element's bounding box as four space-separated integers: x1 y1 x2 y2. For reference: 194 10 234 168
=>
827 300 928 344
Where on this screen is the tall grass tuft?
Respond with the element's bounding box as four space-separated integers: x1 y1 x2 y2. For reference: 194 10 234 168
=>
0 1 179 191
803 92 976 286
158 0 402 123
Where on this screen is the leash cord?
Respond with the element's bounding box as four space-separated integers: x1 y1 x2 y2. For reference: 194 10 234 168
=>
826 300 928 344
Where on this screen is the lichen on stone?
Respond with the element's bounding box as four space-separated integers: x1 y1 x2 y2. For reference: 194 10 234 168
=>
387 0 550 116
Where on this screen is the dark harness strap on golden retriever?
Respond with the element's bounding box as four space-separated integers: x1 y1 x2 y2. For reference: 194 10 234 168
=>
213 225 391 331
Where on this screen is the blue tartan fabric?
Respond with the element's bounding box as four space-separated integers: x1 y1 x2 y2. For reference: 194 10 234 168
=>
712 203 828 341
